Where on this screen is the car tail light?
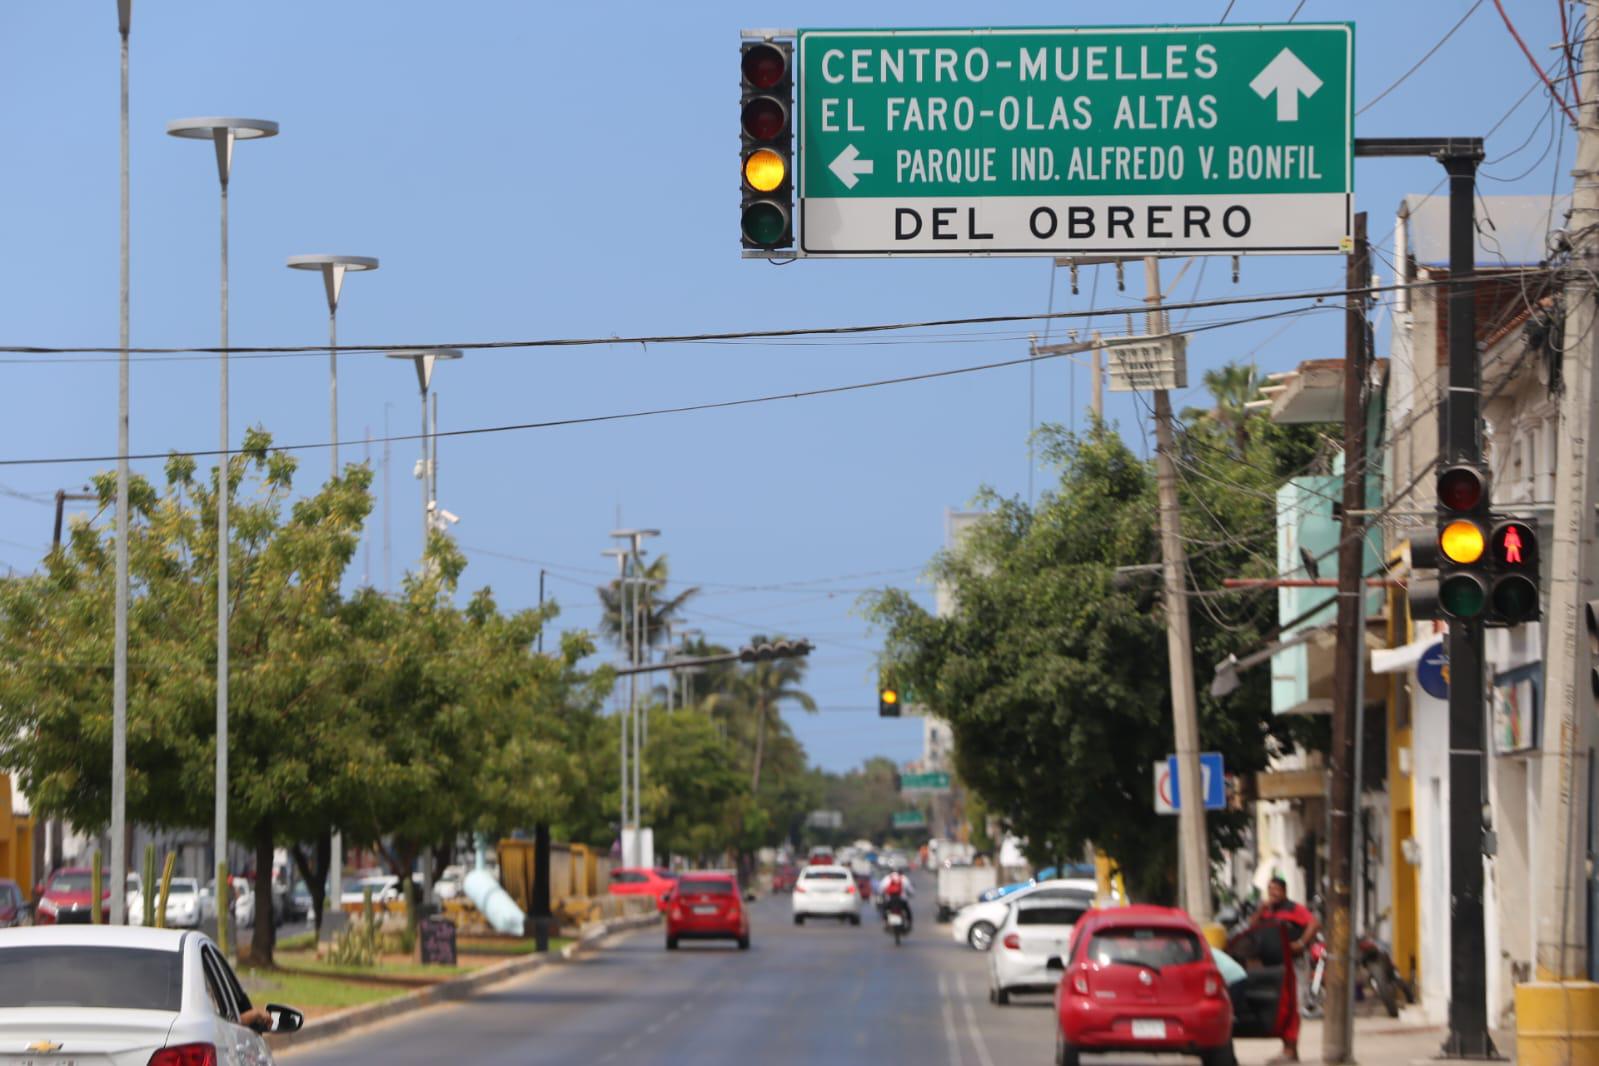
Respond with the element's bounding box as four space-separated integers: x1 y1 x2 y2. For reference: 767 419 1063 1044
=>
1071 973 1089 996
149 1044 218 1066
671 907 684 921
795 885 806 894
845 884 856 895
1204 974 1224 998
1002 933 1021 951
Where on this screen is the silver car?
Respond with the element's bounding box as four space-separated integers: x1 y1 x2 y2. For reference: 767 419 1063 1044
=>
0 925 302 1064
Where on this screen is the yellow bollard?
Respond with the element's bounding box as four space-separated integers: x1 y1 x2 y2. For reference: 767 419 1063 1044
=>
155 853 176 929
215 862 229 957
91 851 102 925
1516 981 1599 1066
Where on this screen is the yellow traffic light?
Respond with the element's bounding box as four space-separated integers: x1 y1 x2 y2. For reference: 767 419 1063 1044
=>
881 688 898 705
1440 519 1485 564
744 148 786 192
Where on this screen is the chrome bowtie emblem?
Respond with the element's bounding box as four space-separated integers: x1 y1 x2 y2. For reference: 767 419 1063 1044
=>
26 1041 63 1053
1139 970 1154 986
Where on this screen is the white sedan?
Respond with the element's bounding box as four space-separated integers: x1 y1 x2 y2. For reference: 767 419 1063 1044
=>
988 895 1088 1003
792 864 862 925
0 925 302 1063
163 878 215 930
952 878 1096 950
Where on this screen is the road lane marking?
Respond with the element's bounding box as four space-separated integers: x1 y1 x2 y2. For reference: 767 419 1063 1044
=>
956 975 997 1066
938 972 964 1066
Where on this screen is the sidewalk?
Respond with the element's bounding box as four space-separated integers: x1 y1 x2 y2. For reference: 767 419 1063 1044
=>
1235 1017 1515 1064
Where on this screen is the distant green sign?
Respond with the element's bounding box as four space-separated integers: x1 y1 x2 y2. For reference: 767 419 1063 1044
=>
892 810 929 829
795 23 1353 255
900 771 952 793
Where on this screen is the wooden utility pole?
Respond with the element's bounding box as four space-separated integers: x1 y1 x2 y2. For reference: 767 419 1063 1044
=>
1145 256 1210 923
1323 212 1369 1064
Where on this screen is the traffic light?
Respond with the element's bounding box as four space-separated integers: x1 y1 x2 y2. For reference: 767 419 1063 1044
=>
740 39 793 250
1488 519 1539 625
1435 462 1490 620
738 638 814 663
1407 537 1441 622
878 686 900 717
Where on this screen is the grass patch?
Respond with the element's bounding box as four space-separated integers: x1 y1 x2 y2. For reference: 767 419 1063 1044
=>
458 936 572 957
274 950 469 980
238 968 408 1014
276 931 316 952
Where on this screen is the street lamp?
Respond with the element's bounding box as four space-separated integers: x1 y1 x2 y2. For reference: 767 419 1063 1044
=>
110 0 132 926
602 547 630 862
611 528 659 867
166 116 278 924
285 255 379 479
384 349 463 566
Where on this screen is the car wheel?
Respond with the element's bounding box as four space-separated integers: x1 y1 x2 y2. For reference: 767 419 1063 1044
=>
994 986 1010 1005
849 914 861 926
738 936 750 950
1200 1043 1238 1066
1055 1032 1080 1066
666 937 678 950
988 985 998 1004
967 920 996 951
794 915 804 926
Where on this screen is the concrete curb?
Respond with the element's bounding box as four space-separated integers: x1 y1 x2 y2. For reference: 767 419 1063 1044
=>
268 912 659 1052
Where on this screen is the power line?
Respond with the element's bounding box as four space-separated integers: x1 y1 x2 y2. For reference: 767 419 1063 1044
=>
1492 0 1580 125
1356 0 1485 115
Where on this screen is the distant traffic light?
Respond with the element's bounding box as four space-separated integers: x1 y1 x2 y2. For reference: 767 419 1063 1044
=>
1435 462 1490 620
738 639 814 663
878 687 900 717
740 39 793 250
1488 519 1539 625
1407 537 1441 622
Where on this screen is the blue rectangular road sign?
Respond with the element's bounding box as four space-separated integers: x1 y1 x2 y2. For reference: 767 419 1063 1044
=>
1167 752 1226 811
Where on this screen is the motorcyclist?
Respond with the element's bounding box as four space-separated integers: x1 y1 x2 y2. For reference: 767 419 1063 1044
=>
880 868 913 932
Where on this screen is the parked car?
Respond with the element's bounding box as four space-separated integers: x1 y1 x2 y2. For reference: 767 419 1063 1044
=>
791 864 861 925
163 878 214 930
665 872 750 950
978 863 1100 903
988 895 1088 1004
288 879 317 921
1052 905 1243 1066
0 926 303 1059
33 867 110 925
607 867 680 911
952 878 1096 951
0 878 29 927
340 874 405 909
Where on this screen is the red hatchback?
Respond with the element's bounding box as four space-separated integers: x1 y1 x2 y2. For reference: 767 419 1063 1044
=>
33 867 110 926
1053 905 1236 1066
607 867 679 911
666 872 750 950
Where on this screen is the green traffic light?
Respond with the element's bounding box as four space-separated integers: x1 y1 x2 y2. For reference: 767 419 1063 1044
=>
1439 573 1487 618
741 201 788 247
1491 575 1538 624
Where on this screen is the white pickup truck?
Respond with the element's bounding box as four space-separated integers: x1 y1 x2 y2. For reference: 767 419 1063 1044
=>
936 864 998 922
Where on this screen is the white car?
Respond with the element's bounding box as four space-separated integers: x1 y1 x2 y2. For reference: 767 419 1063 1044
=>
953 878 1096 951
0 925 302 1062
987 895 1089 1004
163 878 214 930
340 874 404 908
792 864 862 925
125 873 145 926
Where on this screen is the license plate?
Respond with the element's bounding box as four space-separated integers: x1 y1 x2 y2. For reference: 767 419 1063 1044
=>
1131 1019 1167 1040
888 913 904 925
692 905 718 915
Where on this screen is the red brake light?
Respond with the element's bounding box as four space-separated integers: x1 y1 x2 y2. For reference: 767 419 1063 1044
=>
149 1044 218 1066
1002 932 1021 951
845 884 856 895
795 884 806 893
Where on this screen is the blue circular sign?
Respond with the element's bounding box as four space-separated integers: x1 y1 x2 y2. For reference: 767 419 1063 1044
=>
1417 641 1448 700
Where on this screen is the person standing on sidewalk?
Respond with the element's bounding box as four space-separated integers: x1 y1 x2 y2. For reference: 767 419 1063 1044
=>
1247 876 1321 1063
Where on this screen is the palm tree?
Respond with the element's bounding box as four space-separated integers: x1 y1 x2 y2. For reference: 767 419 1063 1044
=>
703 634 817 793
1181 362 1261 455
596 554 699 655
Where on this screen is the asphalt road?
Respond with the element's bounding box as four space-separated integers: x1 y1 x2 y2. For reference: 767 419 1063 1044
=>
286 873 1057 1066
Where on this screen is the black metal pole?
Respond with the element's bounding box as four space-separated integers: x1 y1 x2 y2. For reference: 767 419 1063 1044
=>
530 822 551 952
1442 150 1495 1061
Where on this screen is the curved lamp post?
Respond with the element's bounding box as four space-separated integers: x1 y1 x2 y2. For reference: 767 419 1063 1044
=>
166 117 277 919
285 255 379 479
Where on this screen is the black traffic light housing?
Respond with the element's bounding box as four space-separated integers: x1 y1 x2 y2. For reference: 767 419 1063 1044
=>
740 39 794 250
1487 519 1539 625
1413 462 1540 627
1435 462 1490 622
878 686 901 717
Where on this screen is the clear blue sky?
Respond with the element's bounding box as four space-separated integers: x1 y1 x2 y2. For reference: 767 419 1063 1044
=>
0 1 1572 771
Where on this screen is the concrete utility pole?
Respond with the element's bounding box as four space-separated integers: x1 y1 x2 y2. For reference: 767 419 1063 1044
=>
1145 256 1210 923
110 0 131 928
1029 334 1102 421
1536 0 1599 988
1323 211 1369 1065
602 547 630 863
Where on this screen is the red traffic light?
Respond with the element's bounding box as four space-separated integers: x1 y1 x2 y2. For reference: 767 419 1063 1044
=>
1490 520 1537 569
742 43 788 89
741 96 788 141
1438 464 1487 512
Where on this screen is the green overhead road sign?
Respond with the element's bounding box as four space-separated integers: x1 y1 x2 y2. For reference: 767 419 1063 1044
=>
900 771 952 793
795 24 1352 256
892 810 929 829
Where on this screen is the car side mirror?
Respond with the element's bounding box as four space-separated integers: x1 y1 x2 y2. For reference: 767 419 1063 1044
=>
1046 956 1064 972
266 1004 304 1034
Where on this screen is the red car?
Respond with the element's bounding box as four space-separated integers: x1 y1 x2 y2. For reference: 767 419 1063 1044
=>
770 864 799 893
1052 905 1242 1066
0 878 27 927
665 871 749 950
607 866 679 911
33 867 110 926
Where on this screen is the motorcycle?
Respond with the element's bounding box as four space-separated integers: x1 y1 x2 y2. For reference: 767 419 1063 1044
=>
1301 931 1328 1018
883 896 911 945
1357 915 1414 1018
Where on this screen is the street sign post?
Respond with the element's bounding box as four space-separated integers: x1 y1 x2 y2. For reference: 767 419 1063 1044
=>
795 24 1352 256
899 770 952 794
1153 752 1226 814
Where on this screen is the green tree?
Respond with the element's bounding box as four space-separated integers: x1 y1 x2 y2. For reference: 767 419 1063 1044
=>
597 555 699 653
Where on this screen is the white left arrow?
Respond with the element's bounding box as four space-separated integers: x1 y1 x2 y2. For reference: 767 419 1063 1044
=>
829 144 875 189
1249 47 1323 122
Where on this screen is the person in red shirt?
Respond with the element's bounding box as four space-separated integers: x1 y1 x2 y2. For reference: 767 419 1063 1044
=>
1248 876 1321 1063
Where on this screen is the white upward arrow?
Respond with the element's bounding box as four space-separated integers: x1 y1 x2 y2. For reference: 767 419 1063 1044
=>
1250 48 1323 122
829 144 875 189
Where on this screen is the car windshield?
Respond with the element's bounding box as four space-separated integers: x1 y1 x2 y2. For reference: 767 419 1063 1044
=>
167 881 196 895
1018 905 1086 926
803 871 848 880
678 878 734 896
0 945 182 1010
1086 926 1203 970
50 873 93 893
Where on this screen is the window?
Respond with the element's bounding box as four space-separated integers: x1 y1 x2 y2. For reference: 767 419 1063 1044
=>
200 946 239 1021
678 878 735 896
1086 926 1204 969
0 946 182 1010
49 872 92 893
1018 906 1086 927
801 870 848 881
